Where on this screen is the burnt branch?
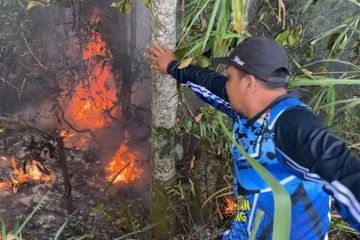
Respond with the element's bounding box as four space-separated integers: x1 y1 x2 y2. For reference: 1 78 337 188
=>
57 103 94 134
22 34 48 70
56 136 74 214
105 161 132 192
0 116 56 137
0 115 73 214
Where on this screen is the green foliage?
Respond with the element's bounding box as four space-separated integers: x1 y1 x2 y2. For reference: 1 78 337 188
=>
153 104 232 162
26 0 54 10
111 0 133 14
176 0 245 68
0 192 80 240
249 210 264 240
111 0 151 13
275 26 302 47
91 201 146 238
293 2 360 126
164 181 187 200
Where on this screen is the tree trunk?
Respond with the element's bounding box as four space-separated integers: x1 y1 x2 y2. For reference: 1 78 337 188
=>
120 0 137 117
150 0 179 239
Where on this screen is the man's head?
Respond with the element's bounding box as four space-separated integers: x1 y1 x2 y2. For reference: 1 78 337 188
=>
213 36 290 116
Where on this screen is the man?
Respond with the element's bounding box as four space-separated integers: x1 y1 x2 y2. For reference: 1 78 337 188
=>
146 36 360 239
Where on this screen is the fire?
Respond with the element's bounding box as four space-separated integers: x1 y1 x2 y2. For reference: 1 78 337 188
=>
224 196 237 216
61 10 118 149
0 157 52 192
61 10 143 184
106 141 142 184
26 161 52 182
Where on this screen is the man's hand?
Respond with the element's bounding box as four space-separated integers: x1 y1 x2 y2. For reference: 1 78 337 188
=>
145 42 177 74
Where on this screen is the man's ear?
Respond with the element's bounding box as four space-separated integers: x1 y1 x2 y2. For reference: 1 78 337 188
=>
244 75 257 94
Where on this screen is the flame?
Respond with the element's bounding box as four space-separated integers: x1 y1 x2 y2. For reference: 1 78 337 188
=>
0 157 52 192
106 141 142 184
62 11 117 149
61 10 143 184
26 161 52 182
224 196 237 216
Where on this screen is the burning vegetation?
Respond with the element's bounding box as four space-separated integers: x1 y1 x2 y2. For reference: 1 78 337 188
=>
0 9 144 215
59 10 143 184
223 196 237 216
0 3 150 239
60 11 118 149
106 138 143 184
0 156 52 193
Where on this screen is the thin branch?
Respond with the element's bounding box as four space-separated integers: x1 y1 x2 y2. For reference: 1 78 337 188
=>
59 105 95 135
0 77 20 92
0 116 56 137
278 0 286 29
105 161 132 192
22 34 48 70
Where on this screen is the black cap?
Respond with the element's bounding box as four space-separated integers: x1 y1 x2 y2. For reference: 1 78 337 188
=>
213 36 290 83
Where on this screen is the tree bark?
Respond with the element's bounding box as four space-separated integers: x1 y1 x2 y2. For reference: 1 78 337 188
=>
119 1 137 117
150 0 179 239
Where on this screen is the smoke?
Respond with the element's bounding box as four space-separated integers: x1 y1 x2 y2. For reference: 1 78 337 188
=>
1 0 152 187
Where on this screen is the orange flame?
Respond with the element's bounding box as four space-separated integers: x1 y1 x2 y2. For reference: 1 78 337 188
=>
106 141 142 184
61 10 143 184
224 196 237 216
62 11 117 149
0 157 52 192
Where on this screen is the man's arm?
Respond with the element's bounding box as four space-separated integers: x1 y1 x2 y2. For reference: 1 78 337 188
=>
146 43 236 118
275 106 360 231
167 60 235 118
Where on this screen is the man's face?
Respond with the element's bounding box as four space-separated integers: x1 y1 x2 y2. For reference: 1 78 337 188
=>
225 66 249 113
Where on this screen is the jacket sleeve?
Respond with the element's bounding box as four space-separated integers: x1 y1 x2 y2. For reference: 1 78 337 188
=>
167 60 236 118
275 106 360 231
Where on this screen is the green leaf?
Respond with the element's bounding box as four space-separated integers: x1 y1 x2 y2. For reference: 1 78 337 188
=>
111 0 133 14
326 86 336 126
202 0 222 51
195 56 211 68
290 77 360 87
174 47 187 60
317 98 360 111
275 26 302 47
1 217 7 240
13 195 46 236
348 0 360 8
54 218 70 240
303 59 360 70
178 57 194 69
310 24 348 45
215 0 230 50
304 45 314 61
143 0 151 6
159 142 173 159
178 0 211 46
26 1 46 10
275 29 290 45
173 143 184 160
249 210 265 240
231 0 245 34
111 2 121 7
